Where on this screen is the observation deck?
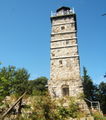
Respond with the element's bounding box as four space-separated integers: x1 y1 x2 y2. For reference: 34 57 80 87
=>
51 7 75 18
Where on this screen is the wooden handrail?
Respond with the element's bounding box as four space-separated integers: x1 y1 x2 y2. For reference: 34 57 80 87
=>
1 92 26 120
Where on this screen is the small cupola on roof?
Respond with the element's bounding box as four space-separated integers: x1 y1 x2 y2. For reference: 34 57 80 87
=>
56 6 70 13
53 6 74 16
51 6 74 18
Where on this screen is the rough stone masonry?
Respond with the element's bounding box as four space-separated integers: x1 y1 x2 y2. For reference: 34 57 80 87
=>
48 6 84 98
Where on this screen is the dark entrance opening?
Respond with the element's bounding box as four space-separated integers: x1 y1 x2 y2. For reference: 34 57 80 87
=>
62 85 69 96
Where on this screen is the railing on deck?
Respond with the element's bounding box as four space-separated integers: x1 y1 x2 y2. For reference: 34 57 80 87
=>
84 98 101 112
51 8 75 17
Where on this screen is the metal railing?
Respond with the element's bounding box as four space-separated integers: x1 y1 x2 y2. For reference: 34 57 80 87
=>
84 98 101 112
51 8 75 17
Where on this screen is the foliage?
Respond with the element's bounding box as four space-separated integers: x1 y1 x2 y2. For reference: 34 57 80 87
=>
5 94 58 120
1 64 106 117
99 82 106 114
56 97 86 119
2 94 86 120
68 98 80 118
0 66 29 101
96 82 106 114
92 111 106 120
0 64 48 102
82 67 106 114
82 67 95 101
0 66 15 101
11 68 29 95
28 77 48 95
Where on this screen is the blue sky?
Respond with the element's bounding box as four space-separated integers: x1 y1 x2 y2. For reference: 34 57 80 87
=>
0 0 106 84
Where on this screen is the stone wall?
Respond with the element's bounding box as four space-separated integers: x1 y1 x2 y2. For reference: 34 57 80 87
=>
51 47 78 58
51 33 76 41
52 16 74 25
50 58 80 80
51 39 77 48
52 23 75 33
49 7 83 98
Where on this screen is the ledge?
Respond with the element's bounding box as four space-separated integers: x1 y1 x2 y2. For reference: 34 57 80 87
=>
51 55 79 60
51 44 78 49
51 13 75 19
52 22 75 26
51 37 77 42
51 31 76 35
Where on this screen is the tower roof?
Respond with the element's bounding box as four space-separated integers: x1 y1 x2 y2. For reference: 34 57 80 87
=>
56 6 70 13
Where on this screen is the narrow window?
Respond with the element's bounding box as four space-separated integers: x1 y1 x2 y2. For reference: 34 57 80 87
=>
62 85 69 96
51 34 54 37
66 40 69 44
71 23 74 28
59 60 62 65
52 53 55 57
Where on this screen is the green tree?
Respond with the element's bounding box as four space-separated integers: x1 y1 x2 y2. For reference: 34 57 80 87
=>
82 67 106 114
98 82 106 114
28 77 48 95
12 68 30 95
0 66 30 101
82 67 95 100
0 66 16 101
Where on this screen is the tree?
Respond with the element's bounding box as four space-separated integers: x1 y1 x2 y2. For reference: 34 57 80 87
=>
0 66 30 101
82 67 106 113
98 82 106 114
28 77 48 95
11 68 30 95
0 66 16 101
82 67 95 100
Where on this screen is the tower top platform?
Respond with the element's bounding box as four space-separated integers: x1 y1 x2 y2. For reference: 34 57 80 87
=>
56 6 70 12
51 6 75 18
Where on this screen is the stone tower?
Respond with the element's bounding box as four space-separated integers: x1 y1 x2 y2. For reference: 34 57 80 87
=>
48 7 83 98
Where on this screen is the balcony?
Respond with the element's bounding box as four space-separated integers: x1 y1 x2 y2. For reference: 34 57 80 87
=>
51 8 75 17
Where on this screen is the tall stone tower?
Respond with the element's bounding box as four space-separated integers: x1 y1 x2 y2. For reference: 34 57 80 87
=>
48 7 83 98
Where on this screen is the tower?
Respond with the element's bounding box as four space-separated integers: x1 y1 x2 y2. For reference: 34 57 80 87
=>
48 7 83 98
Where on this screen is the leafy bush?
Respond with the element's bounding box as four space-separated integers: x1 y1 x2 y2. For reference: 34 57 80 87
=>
2 94 88 120
0 66 29 101
92 111 106 120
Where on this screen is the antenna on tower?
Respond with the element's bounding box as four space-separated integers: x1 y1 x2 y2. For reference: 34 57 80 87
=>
72 7 75 13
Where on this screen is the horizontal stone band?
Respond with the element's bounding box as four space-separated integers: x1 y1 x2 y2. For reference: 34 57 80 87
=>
51 37 77 42
51 55 79 60
51 44 78 49
51 31 76 35
52 22 75 26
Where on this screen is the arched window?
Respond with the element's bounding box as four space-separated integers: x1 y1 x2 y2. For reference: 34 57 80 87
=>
62 85 69 96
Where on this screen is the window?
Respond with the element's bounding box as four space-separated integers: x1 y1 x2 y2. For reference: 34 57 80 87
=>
52 53 55 57
66 40 69 44
61 26 65 30
71 23 74 28
51 34 54 37
62 85 69 96
59 60 62 65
